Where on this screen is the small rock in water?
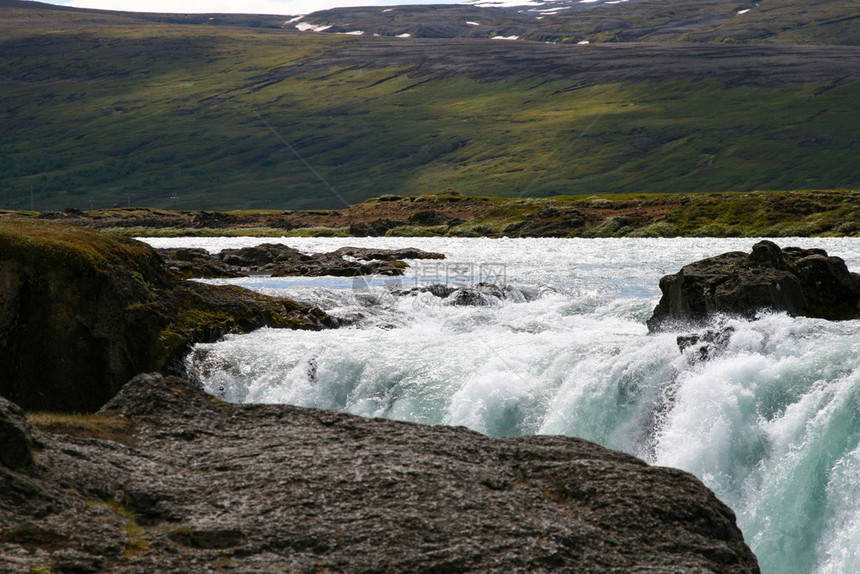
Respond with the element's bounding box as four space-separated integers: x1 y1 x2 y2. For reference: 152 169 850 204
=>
677 326 735 361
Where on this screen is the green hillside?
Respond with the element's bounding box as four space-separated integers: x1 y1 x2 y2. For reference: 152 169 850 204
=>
1 1 858 210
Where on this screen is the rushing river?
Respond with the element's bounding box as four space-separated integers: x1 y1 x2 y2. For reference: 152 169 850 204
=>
142 236 860 574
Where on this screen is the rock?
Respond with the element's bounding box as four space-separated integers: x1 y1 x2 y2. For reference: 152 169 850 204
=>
332 246 446 260
648 240 860 331
0 397 34 470
219 243 303 268
538 206 559 219
192 211 238 228
449 282 508 306
395 282 539 306
158 247 243 279
0 372 760 573
408 209 445 225
504 208 588 237
348 218 403 237
153 281 337 377
677 326 735 361
0 221 335 412
158 243 413 279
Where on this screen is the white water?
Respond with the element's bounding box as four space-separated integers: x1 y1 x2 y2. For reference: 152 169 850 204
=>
143 236 860 574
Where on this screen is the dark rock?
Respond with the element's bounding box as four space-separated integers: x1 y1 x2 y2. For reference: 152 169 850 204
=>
0 396 34 470
677 326 735 361
0 227 171 411
504 209 588 237
397 283 458 299
158 243 414 279
0 223 335 412
348 218 403 237
449 282 507 306
192 211 237 228
408 209 445 225
648 240 860 331
159 247 242 279
395 282 538 306
538 206 559 219
332 246 446 260
0 373 761 573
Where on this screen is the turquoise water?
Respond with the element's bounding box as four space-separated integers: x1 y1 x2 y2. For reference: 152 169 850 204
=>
144 236 860 574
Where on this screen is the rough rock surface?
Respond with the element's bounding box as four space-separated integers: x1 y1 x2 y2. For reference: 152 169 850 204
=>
158 243 445 279
648 240 860 331
0 222 335 412
0 397 33 471
0 373 760 573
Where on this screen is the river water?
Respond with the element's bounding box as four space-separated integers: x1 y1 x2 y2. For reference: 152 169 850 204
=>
142 236 860 574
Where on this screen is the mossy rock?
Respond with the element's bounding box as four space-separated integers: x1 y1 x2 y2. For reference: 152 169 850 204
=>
0 221 334 412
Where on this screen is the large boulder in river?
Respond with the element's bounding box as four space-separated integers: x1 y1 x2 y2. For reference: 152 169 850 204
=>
0 372 760 573
0 221 334 412
648 240 860 331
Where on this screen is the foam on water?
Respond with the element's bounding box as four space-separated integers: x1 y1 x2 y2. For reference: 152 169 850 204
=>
143 236 860 574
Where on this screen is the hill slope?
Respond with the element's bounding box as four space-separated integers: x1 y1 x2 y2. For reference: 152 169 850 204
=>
296 0 860 45
0 0 858 210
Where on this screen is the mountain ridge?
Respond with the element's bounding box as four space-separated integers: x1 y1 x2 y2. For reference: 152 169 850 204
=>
292 0 860 45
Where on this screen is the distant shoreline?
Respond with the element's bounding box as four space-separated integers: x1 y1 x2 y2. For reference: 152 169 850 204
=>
2 189 858 239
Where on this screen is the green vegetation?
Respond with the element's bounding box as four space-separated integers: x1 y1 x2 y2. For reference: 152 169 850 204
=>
85 498 150 556
0 219 153 274
662 191 860 237
0 2 857 211
25 189 851 238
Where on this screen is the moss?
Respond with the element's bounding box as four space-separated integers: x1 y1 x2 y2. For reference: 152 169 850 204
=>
627 221 680 238
86 499 150 557
0 220 153 275
156 283 333 367
87 498 138 521
385 225 447 237
282 226 350 238
27 413 137 446
124 522 150 557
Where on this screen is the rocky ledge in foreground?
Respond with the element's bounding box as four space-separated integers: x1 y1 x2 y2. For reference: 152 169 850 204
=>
0 221 336 412
157 243 445 279
648 240 860 332
1 373 760 574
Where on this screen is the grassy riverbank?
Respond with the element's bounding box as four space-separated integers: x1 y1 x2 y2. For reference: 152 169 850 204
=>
4 189 858 238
